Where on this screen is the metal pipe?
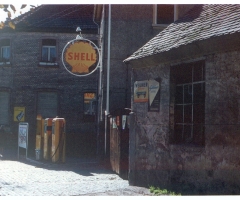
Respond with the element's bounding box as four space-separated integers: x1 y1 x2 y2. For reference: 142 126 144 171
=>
105 4 111 156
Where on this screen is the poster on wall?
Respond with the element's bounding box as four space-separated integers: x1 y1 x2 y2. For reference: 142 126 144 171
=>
148 79 160 112
134 80 149 103
18 122 29 160
14 107 25 122
18 122 28 149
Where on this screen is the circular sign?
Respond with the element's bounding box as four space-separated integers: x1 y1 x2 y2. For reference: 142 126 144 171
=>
62 38 100 76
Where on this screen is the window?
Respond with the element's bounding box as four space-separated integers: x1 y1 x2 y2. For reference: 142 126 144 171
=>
0 91 9 125
0 39 10 64
153 4 177 28
37 92 58 118
83 92 96 122
170 61 205 145
40 39 57 66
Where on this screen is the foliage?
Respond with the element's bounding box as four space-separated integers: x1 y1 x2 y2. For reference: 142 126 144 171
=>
0 4 35 29
149 186 181 196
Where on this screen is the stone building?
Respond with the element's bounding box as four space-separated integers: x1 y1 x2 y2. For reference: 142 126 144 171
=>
124 4 240 194
94 4 195 169
0 4 100 158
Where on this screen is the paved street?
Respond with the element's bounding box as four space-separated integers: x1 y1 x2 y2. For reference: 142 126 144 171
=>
0 157 152 196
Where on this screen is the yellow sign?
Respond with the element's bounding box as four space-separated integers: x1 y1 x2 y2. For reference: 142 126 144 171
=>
14 107 25 122
63 40 99 75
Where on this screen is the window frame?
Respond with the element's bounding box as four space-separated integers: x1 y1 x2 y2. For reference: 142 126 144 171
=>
0 39 11 65
39 39 58 67
152 4 178 29
83 92 97 122
170 60 205 146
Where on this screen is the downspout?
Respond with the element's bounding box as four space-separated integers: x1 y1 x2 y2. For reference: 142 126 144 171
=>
104 4 111 156
93 5 104 157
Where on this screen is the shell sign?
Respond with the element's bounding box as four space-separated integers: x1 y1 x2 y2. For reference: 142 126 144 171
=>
62 39 100 76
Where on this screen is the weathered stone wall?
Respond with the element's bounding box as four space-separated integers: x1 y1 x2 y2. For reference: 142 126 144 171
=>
130 50 240 194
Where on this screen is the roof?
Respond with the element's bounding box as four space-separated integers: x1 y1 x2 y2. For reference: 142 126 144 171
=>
124 4 240 63
2 4 98 33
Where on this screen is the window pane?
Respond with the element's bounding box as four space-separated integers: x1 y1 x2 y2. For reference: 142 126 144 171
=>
193 83 205 103
184 84 192 104
184 104 192 123
175 85 183 104
42 47 48 61
157 5 174 24
2 46 10 59
174 105 183 123
173 65 192 84
50 47 56 62
193 103 204 123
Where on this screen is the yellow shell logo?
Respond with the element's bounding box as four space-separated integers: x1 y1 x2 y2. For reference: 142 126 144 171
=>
65 41 97 73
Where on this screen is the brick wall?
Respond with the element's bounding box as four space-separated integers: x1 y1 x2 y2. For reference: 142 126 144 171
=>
0 32 99 157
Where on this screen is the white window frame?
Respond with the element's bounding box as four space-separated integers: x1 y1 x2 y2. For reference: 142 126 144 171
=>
41 46 56 63
39 39 58 66
152 4 178 29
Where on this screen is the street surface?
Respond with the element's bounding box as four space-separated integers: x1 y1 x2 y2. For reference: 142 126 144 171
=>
0 157 152 196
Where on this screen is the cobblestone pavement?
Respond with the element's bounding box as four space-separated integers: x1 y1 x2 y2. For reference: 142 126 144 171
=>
0 157 152 196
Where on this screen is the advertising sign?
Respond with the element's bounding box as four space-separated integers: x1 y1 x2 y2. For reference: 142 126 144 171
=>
134 80 149 103
14 107 25 122
62 39 100 77
148 79 160 112
18 122 28 149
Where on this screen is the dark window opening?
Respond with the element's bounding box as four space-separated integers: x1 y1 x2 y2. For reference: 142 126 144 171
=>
157 4 174 24
170 61 205 146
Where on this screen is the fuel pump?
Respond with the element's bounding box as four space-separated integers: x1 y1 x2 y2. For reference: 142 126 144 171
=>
43 118 53 160
35 114 44 160
51 118 66 163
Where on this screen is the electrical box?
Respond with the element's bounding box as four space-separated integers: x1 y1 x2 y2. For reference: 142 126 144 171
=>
51 118 66 163
43 118 53 160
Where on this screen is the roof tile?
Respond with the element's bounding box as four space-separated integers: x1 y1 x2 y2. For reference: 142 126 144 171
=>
125 4 240 62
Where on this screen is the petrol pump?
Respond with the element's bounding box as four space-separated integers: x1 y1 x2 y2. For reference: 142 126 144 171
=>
43 118 53 160
35 114 44 160
51 118 66 163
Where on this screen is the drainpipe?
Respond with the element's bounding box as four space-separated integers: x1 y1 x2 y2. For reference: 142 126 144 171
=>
105 4 111 156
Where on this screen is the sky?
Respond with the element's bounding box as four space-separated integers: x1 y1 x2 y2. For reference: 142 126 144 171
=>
0 4 39 23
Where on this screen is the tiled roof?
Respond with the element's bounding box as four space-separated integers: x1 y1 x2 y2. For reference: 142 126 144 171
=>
124 4 240 63
8 4 98 33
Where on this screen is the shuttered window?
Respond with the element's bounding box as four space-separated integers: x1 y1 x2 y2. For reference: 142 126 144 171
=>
0 91 9 125
37 92 58 118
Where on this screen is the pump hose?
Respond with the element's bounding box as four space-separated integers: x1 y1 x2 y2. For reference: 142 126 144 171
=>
51 131 65 163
